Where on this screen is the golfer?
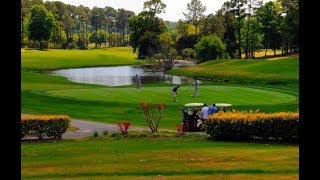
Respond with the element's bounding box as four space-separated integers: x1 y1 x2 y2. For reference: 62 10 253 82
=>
135 74 141 92
172 85 180 102
193 78 200 97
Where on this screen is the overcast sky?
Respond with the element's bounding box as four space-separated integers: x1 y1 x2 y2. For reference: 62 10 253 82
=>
44 0 273 22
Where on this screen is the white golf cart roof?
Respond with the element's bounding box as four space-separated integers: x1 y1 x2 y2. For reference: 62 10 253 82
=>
184 103 204 107
184 103 232 107
215 103 232 107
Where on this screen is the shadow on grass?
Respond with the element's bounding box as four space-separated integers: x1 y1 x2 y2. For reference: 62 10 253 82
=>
26 169 298 178
21 137 66 143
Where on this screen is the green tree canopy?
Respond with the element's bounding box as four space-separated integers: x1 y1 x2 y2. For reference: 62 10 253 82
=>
143 0 166 16
257 1 281 55
129 11 166 58
28 5 56 49
183 0 207 36
195 34 229 62
198 11 226 40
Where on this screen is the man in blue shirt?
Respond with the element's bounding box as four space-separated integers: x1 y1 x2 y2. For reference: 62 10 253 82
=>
208 103 218 115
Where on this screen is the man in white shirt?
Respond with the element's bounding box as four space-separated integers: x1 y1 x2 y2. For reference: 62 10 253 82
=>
201 103 209 121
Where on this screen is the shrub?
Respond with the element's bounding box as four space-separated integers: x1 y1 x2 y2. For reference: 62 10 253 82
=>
67 42 78 49
111 132 121 138
182 48 197 61
93 131 98 137
175 55 183 60
176 124 186 135
195 34 229 62
117 121 131 134
21 115 71 139
206 111 299 142
140 102 167 133
102 130 109 136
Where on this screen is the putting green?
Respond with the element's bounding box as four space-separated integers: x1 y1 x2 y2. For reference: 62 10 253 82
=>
38 85 297 106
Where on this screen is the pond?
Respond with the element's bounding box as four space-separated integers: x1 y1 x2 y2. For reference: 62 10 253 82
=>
50 65 194 86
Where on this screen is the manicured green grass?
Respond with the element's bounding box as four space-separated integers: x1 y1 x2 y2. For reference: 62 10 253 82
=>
22 48 299 129
168 57 299 85
22 137 298 179
21 47 142 71
22 85 298 129
21 48 298 179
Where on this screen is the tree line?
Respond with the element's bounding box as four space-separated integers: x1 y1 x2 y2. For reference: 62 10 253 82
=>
21 0 135 49
129 0 298 65
22 0 299 66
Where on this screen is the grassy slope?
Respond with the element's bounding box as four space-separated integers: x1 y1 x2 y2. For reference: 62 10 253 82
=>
22 137 298 179
168 58 298 85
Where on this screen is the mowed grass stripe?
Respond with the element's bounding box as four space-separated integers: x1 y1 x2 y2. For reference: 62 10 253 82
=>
24 169 298 179
22 139 298 179
40 86 297 106
21 47 142 70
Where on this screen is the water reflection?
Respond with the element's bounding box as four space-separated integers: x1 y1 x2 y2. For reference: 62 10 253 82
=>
51 66 194 86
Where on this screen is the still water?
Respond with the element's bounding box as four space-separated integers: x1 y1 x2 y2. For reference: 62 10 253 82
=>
51 66 194 86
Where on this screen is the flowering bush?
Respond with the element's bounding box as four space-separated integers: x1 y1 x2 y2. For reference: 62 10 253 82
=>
176 124 186 135
206 111 299 142
117 121 131 134
140 102 166 133
21 115 71 139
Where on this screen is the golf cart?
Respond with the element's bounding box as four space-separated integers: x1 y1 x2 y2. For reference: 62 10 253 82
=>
181 102 232 132
181 103 203 132
214 103 233 112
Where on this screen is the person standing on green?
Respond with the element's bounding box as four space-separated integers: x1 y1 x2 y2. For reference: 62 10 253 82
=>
135 74 141 92
193 78 200 97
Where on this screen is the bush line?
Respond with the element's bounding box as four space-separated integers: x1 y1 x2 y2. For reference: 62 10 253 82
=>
21 115 71 139
205 111 299 143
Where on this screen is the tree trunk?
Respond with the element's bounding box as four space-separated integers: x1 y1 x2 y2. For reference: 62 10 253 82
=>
122 24 125 46
265 43 268 57
238 14 242 59
85 22 88 48
99 23 102 47
245 14 251 59
66 28 69 49
108 24 111 47
104 26 108 47
59 27 61 49
21 14 24 47
95 16 98 48
126 28 129 46
195 23 198 37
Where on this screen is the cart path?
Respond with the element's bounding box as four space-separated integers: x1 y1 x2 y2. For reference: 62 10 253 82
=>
62 118 149 139
21 114 149 139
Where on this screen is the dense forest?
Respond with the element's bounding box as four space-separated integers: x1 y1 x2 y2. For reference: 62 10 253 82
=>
21 0 298 62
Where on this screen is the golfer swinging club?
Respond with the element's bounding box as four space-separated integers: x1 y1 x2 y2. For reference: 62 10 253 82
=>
193 78 200 97
172 85 180 102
